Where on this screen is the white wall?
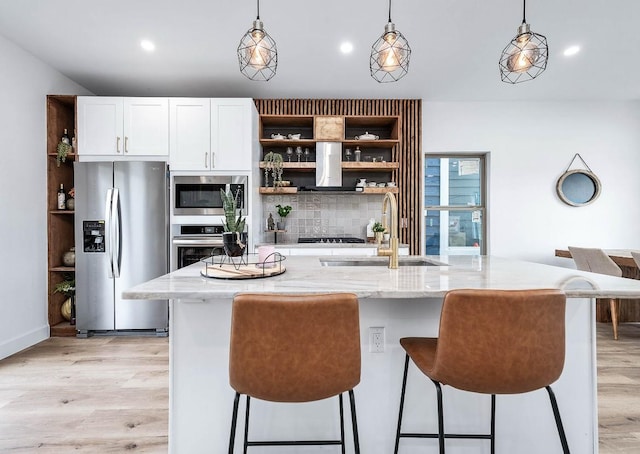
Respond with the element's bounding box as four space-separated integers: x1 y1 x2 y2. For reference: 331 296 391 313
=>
424 101 640 267
0 34 90 359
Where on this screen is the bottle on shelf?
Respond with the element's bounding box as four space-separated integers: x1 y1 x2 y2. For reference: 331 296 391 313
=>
57 183 66 210
354 146 361 162
61 129 70 145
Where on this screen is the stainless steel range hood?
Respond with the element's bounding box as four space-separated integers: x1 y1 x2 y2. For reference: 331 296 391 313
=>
316 142 342 187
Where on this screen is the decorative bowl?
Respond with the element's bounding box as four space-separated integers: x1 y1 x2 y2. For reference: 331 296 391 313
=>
271 133 285 139
355 131 379 140
287 133 301 140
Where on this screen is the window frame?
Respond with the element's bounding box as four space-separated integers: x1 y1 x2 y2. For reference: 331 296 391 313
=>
423 153 488 255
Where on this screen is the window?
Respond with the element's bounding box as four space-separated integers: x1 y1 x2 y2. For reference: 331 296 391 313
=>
424 155 487 255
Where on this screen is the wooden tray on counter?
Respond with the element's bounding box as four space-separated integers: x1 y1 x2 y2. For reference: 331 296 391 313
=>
200 254 286 280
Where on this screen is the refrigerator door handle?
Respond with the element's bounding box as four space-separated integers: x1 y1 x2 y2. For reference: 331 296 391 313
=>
105 188 115 278
112 188 121 278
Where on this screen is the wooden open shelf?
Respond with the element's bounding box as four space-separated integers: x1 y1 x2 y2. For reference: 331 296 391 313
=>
359 187 399 194
259 187 298 194
342 162 399 170
47 94 77 337
260 162 316 170
50 321 77 337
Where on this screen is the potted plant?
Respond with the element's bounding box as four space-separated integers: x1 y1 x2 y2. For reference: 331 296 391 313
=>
56 141 72 167
263 151 284 187
275 204 292 230
53 276 76 325
372 221 386 244
221 188 247 257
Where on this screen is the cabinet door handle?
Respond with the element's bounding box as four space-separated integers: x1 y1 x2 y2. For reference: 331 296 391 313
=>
211 152 215 168
116 137 121 153
205 152 208 168
124 136 129 153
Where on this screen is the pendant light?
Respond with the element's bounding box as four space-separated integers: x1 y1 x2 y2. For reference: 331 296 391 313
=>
237 0 277 81
370 0 411 83
499 0 548 84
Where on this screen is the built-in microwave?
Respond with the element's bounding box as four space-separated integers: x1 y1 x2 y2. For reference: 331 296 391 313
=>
172 175 247 216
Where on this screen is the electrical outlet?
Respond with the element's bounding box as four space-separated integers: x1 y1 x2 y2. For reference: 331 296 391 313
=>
369 327 385 353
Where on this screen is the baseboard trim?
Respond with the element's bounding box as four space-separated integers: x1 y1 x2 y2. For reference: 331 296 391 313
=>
0 324 49 360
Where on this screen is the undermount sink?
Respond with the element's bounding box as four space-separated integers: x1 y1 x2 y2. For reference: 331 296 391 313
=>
319 257 448 267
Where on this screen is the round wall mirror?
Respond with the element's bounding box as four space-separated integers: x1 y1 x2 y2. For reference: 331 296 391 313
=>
556 169 601 207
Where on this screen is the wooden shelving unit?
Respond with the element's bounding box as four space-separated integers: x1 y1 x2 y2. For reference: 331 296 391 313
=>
258 114 400 193
47 95 77 337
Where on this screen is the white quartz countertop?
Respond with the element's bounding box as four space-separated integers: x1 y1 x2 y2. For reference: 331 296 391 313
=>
255 242 410 249
123 255 640 300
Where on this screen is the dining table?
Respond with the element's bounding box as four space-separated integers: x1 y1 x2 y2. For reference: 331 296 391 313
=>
555 248 640 322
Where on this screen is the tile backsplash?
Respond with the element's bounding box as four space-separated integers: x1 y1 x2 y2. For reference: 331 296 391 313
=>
261 193 386 243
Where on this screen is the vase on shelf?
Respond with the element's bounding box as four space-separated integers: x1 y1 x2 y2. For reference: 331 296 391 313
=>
61 296 76 325
62 247 75 267
66 198 75 211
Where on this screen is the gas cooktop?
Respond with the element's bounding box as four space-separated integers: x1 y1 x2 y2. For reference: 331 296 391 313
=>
298 237 366 244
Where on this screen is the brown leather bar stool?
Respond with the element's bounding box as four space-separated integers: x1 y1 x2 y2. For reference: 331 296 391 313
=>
569 246 622 340
228 292 361 453
394 289 570 454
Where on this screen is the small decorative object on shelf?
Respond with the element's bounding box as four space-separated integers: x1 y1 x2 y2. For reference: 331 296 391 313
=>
276 204 292 230
66 187 75 211
57 183 66 210
267 213 275 231
56 130 73 167
354 146 361 162
62 247 76 267
221 188 247 258
54 276 76 325
372 221 386 244
263 150 284 187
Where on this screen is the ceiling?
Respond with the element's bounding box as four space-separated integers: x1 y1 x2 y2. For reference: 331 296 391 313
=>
1 0 638 102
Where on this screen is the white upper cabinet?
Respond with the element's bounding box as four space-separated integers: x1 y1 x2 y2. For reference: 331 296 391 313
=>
78 96 169 157
169 98 256 172
210 98 254 172
169 98 211 170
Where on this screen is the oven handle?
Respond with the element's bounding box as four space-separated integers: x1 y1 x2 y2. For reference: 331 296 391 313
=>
172 238 224 246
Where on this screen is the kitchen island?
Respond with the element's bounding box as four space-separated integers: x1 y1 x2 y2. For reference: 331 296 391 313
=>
123 255 640 454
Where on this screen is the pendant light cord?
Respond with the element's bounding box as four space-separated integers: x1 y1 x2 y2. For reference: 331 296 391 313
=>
256 0 260 20
522 0 527 24
388 0 392 22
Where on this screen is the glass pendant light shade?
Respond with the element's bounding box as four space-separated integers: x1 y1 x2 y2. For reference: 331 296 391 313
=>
237 2 277 81
370 0 411 83
499 1 548 84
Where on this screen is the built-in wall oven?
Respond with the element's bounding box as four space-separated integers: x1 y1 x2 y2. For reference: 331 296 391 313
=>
172 225 225 270
172 175 247 216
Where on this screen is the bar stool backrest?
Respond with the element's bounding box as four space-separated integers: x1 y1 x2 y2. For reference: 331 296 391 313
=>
568 246 622 277
431 289 566 395
229 292 361 403
631 251 640 270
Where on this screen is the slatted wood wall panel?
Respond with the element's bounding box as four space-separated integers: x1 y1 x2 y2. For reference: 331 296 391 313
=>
254 99 422 254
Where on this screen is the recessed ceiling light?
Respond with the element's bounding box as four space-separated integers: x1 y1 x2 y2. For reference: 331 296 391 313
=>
340 42 354 54
563 45 580 57
140 40 155 52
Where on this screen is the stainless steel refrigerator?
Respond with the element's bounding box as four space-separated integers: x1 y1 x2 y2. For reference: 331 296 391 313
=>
74 161 169 336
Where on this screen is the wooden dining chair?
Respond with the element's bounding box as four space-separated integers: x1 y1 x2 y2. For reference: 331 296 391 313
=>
568 246 622 340
631 251 640 271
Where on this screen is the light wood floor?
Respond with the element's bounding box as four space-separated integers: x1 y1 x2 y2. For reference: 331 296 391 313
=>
0 323 638 453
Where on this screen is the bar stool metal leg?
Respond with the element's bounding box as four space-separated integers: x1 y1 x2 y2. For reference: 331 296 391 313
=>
348 389 360 454
229 392 240 454
243 395 250 454
339 394 345 454
432 380 445 454
490 394 496 454
394 354 410 454
546 386 571 454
